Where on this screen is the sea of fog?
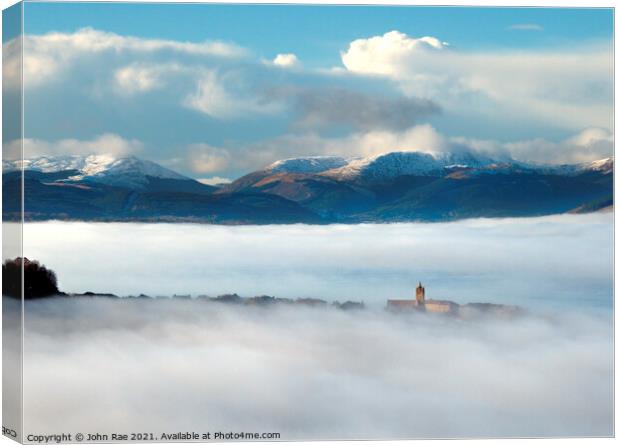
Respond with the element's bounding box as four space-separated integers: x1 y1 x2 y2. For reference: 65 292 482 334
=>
13 298 612 438
19 213 613 311
9 213 613 438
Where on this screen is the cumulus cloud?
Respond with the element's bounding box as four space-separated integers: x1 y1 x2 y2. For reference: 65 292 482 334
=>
3 28 246 89
342 30 448 76
3 28 300 122
340 30 612 131
17 294 613 438
272 53 301 68
5 134 144 160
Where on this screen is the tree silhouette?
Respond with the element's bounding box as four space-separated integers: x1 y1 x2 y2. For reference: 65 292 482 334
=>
2 258 60 298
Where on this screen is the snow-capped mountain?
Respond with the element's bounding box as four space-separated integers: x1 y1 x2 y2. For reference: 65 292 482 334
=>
321 151 497 181
3 151 612 223
3 155 189 189
262 151 614 181
267 156 350 174
264 151 500 179
566 157 614 175
531 157 615 176
585 157 614 174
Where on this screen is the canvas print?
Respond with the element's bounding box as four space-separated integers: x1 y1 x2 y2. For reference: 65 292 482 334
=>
2 2 614 442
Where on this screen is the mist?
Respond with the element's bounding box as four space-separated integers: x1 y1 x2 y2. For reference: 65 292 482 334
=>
21 212 613 310
12 213 613 438
18 297 612 439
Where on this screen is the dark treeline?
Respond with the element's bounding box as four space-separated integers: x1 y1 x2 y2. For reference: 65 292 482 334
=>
2 258 60 298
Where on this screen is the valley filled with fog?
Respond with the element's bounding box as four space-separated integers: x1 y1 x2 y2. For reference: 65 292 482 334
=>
21 213 613 310
13 213 613 438
16 297 612 438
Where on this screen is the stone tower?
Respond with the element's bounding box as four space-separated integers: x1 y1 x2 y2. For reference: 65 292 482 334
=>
416 282 425 304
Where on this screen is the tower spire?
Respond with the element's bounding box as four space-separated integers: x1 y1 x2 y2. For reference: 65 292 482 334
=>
416 281 425 304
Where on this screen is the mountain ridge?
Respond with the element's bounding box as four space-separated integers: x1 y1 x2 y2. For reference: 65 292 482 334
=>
3 151 614 224
3 155 190 190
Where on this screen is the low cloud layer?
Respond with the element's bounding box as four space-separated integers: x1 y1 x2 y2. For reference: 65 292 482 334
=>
17 297 612 438
5 134 144 160
9 124 613 177
454 126 614 165
21 213 613 310
173 124 613 176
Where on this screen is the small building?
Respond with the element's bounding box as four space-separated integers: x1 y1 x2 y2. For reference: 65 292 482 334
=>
424 299 459 314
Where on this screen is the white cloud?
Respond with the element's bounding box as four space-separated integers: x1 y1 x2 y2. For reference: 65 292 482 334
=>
3 36 22 91
184 71 236 118
272 53 300 68
4 28 246 90
30 27 245 56
455 127 614 165
13 125 611 178
6 134 144 159
196 176 232 186
341 30 447 77
7 26 613 168
5 28 290 120
336 124 448 157
340 31 612 131
193 124 450 173
184 70 283 118
566 127 613 147
185 143 231 174
114 63 183 94
214 124 613 173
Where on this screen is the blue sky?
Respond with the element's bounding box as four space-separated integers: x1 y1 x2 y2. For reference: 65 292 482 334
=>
4 3 614 182
22 4 613 53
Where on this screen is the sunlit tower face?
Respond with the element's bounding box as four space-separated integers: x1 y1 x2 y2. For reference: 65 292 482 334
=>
416 282 425 304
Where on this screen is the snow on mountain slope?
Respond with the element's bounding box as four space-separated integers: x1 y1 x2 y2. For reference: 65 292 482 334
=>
579 157 614 174
538 157 614 176
4 155 190 189
321 151 497 181
267 156 351 174
264 150 613 182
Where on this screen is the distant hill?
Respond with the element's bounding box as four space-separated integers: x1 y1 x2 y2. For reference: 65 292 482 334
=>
2 155 319 223
3 152 613 223
222 152 613 222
